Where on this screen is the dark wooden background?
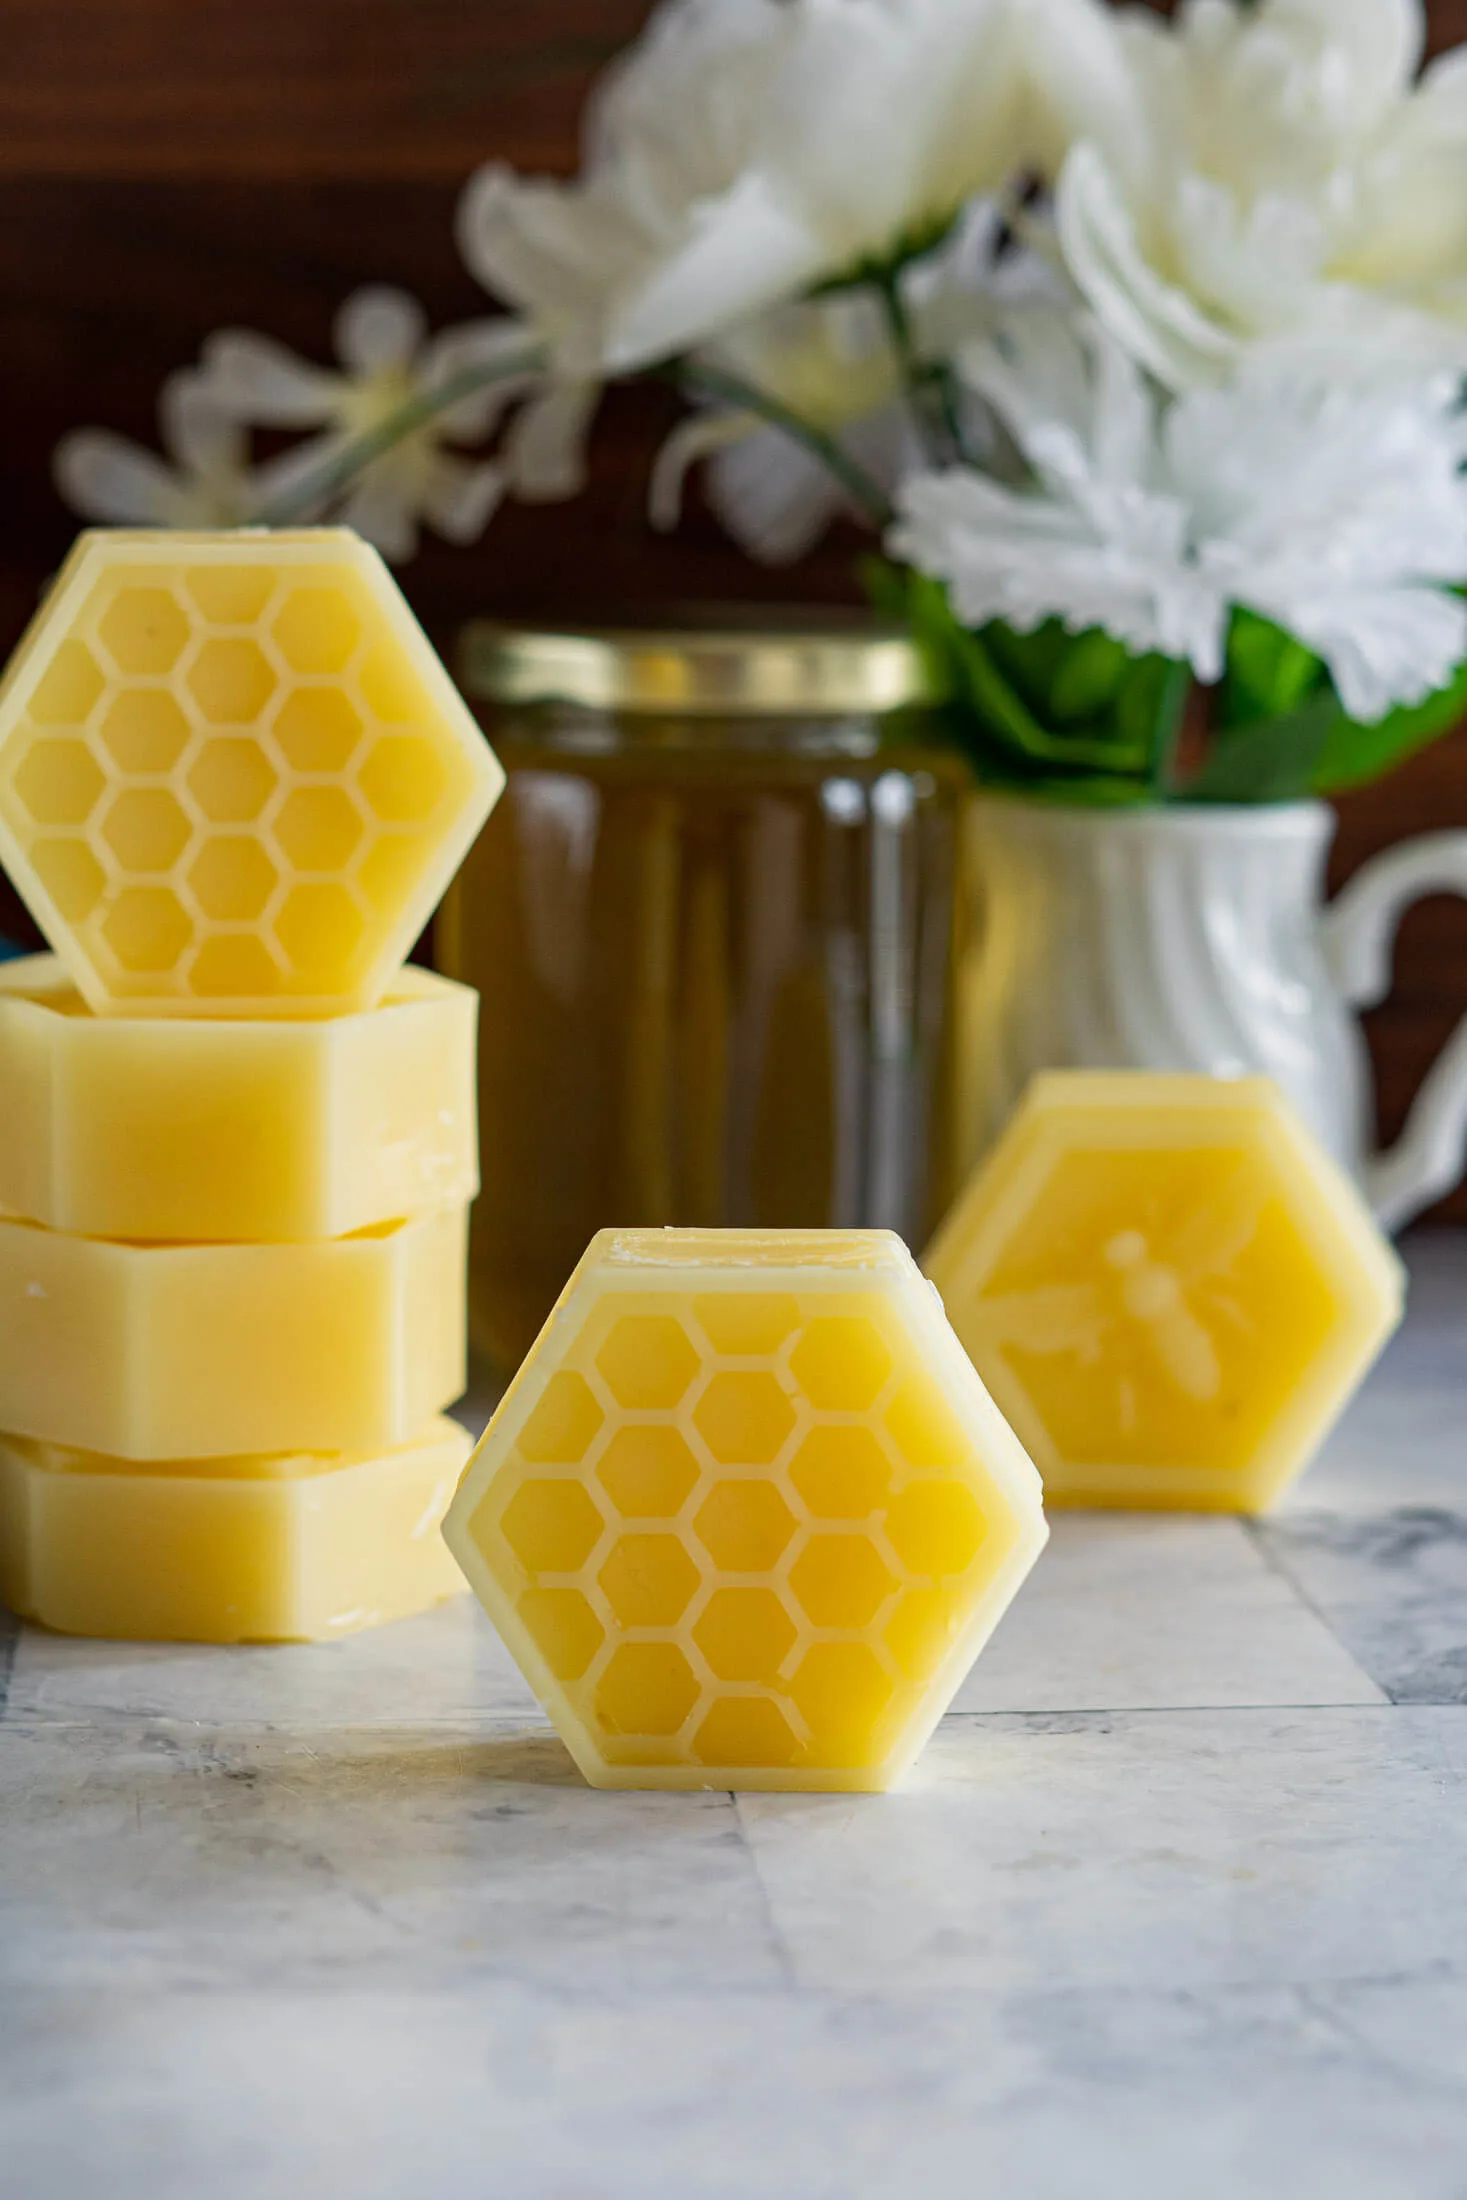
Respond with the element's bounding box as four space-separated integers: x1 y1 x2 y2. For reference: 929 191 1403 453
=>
0 0 1465 1217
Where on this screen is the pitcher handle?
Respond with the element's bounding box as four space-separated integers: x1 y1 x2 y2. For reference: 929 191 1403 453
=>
1319 830 1467 1233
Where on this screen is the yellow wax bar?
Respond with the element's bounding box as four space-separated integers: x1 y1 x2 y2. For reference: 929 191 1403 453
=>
0 1418 470 1642
0 953 478 1243
0 1205 467 1460
444 1227 1047 1793
925 1074 1405 1514
0 528 503 1017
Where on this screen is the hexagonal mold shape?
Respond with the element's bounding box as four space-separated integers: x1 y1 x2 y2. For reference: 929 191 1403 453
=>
0 953 478 1245
0 1202 468 1460
443 1228 1048 1793
0 1418 470 1643
925 1073 1405 1515
0 529 504 1016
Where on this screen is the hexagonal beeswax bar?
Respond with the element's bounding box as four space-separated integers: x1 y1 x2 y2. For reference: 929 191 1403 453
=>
0 954 477 1242
0 1418 470 1642
444 1229 1048 1793
0 1205 467 1460
926 1074 1404 1514
0 529 503 1016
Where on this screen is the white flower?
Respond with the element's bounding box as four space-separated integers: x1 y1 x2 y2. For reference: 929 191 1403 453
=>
458 0 1029 380
651 204 1061 563
650 292 914 563
1043 0 1467 388
200 287 536 559
54 372 298 529
889 308 1467 721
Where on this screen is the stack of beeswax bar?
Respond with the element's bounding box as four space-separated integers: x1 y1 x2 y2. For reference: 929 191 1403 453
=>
0 529 503 1640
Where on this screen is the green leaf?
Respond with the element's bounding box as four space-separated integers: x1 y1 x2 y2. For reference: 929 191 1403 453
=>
1222 609 1326 728
858 554 912 623
1312 659 1467 793
1130 657 1192 797
1049 628 1131 721
983 620 1073 714
963 627 1165 774
978 619 1134 725
861 562 1186 804
951 626 1066 758
1187 689 1342 803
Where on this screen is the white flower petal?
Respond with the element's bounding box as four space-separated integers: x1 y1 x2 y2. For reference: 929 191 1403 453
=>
1048 0 1467 385
670 284 919 561
416 450 508 544
339 471 420 563
505 383 600 502
906 196 1070 366
420 318 541 438
1268 585 1467 721
457 163 539 304
1267 0 1425 123
53 429 179 526
1169 172 1330 337
890 464 1221 673
199 331 341 426
584 0 789 197
956 303 1095 458
458 0 1044 378
893 306 1467 721
703 290 897 434
706 424 847 564
1088 328 1158 489
459 166 601 369
1413 42 1467 141
1013 0 1152 184
1247 292 1467 381
1056 145 1242 388
751 0 1023 259
605 170 824 372
649 411 754 533
459 162 679 380
334 286 427 377
159 372 248 477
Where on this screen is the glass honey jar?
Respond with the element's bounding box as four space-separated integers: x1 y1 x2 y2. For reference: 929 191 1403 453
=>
437 619 977 1374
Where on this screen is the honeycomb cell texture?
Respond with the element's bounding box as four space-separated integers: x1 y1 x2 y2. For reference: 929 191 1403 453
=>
925 1074 1405 1515
443 1228 1048 1793
0 529 504 1015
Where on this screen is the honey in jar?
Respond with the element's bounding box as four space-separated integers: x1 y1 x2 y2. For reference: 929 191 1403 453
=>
437 621 977 1373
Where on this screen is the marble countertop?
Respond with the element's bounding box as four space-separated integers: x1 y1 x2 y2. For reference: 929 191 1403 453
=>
4 1236 1467 2200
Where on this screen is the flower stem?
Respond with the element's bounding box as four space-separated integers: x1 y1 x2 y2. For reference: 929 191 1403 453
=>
252 337 899 549
254 344 547 527
871 268 966 468
666 360 895 530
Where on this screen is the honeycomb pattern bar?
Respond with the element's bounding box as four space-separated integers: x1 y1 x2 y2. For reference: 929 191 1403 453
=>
0 529 504 1016
924 1073 1405 1513
443 1228 1048 1793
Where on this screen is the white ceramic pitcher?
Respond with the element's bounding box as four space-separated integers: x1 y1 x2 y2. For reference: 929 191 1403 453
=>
960 798 1467 1232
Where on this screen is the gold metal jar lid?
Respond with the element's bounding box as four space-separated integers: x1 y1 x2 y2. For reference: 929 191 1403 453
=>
459 618 939 717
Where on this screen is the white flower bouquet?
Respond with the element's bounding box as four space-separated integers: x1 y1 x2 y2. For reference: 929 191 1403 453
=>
57 0 1467 804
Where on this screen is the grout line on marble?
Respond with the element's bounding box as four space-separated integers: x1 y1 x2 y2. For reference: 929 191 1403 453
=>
728 1793 802 1989
1241 1517 1392 1703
